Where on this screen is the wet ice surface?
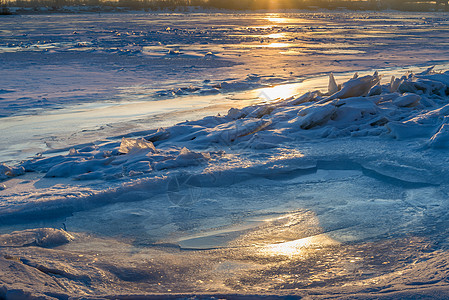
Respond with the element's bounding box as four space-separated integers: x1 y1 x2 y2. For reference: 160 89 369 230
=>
2 11 449 299
2 158 449 298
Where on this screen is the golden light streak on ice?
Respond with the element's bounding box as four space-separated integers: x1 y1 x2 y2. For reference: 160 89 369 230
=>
268 148 304 161
265 16 295 24
263 42 292 48
258 83 299 101
226 211 340 260
259 233 340 258
265 33 286 39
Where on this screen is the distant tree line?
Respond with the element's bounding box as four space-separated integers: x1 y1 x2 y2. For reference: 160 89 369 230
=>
3 0 448 12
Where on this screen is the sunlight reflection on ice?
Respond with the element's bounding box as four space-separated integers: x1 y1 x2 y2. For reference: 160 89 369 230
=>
264 33 286 39
263 42 292 48
258 83 300 101
259 234 340 258
266 16 300 24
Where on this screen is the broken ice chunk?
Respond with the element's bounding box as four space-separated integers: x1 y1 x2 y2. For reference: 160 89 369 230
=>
296 101 337 129
154 147 210 170
118 137 157 155
0 164 25 180
427 123 449 148
328 72 339 95
389 76 404 93
327 74 381 100
393 93 421 107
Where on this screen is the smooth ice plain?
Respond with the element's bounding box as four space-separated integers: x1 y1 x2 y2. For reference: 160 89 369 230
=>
2 11 449 299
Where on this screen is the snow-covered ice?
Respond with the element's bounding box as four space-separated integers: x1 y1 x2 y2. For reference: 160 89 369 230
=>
2 11 449 299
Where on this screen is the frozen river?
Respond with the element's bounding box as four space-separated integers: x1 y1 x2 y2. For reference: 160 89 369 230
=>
2 11 449 163
1 11 449 298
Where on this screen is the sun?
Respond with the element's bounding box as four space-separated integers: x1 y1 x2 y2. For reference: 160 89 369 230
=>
267 0 279 10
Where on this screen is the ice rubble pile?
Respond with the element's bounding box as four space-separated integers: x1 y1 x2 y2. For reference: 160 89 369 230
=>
7 67 449 181
19 138 212 181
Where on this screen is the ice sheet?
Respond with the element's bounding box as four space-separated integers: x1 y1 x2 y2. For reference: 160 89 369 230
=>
2 11 449 299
